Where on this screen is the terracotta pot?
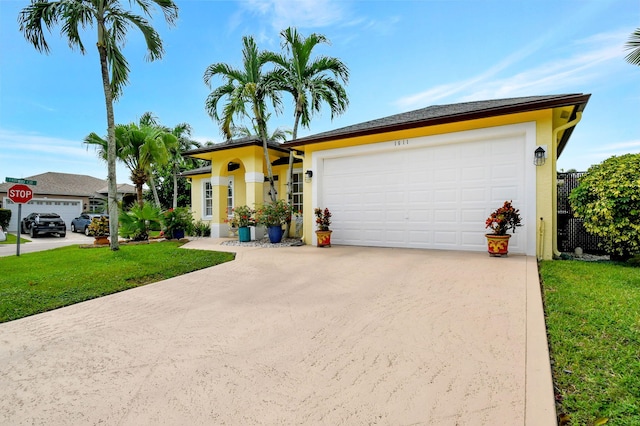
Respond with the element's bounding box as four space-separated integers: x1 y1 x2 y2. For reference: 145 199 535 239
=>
316 230 332 247
94 236 109 245
485 234 511 256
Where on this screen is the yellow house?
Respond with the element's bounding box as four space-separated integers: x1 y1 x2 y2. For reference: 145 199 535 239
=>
183 94 590 260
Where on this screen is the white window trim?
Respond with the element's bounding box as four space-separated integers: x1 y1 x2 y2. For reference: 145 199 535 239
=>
227 176 235 218
203 180 213 219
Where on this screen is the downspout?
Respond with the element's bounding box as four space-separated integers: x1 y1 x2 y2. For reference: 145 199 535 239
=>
291 150 305 241
551 112 583 258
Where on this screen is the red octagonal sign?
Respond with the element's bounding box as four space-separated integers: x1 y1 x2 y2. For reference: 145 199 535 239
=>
8 184 33 204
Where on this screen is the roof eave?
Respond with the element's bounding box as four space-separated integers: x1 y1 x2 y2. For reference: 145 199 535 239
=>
284 94 592 148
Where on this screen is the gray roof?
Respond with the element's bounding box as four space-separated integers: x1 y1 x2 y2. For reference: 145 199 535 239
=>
183 136 289 157
0 172 134 197
179 166 213 177
284 94 590 149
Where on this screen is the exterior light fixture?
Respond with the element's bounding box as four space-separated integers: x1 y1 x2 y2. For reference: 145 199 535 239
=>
534 146 547 166
305 170 313 182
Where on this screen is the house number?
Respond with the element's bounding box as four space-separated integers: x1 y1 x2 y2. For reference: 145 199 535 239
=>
393 139 409 146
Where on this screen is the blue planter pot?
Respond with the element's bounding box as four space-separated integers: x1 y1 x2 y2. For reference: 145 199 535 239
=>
267 225 283 243
238 226 251 242
172 229 185 239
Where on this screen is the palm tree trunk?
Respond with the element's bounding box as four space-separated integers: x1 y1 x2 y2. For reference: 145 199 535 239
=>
97 34 119 251
255 104 277 203
148 174 161 206
172 164 179 209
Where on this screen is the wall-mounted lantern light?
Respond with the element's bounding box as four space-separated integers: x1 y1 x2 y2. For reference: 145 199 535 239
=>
305 170 313 183
534 146 547 166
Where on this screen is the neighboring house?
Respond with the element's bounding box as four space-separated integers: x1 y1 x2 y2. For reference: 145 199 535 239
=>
183 94 590 260
0 172 136 232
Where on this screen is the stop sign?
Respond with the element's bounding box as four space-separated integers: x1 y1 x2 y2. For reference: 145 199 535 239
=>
8 184 33 204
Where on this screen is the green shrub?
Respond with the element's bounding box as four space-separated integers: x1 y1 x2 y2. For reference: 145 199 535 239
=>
0 209 11 230
119 204 163 241
569 153 640 260
192 220 211 237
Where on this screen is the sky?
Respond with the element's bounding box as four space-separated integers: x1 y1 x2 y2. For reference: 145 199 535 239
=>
0 0 639 185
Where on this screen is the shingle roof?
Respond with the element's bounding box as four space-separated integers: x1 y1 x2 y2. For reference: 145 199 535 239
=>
183 136 289 157
0 172 107 197
179 166 213 177
284 94 590 148
0 172 135 197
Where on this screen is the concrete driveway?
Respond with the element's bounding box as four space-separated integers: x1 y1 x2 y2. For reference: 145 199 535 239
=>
0 229 92 257
0 240 555 425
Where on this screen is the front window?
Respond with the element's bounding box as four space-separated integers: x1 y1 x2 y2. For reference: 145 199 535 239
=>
292 170 303 213
227 177 234 217
204 181 212 217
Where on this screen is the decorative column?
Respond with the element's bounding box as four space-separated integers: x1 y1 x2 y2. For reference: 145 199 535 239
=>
245 172 265 240
210 175 229 238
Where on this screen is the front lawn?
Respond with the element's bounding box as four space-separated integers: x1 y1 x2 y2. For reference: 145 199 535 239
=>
0 242 235 323
0 232 29 245
539 260 640 425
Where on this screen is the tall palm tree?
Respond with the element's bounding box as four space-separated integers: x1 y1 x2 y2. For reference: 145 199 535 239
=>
19 0 178 250
203 36 282 202
85 115 178 208
269 27 349 223
270 27 350 140
231 113 292 143
625 27 640 66
168 123 201 209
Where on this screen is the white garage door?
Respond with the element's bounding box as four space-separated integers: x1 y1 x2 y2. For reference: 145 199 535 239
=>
4 198 83 232
317 124 536 254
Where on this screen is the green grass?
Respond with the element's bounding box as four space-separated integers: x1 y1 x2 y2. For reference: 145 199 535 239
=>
0 242 235 323
0 232 29 245
540 260 640 425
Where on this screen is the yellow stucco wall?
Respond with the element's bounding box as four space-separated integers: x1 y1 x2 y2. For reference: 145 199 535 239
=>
188 108 577 259
296 110 567 259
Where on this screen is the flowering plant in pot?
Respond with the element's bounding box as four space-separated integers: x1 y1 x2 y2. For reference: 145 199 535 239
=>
485 200 522 256
88 216 110 244
229 205 255 242
255 199 290 243
314 207 332 247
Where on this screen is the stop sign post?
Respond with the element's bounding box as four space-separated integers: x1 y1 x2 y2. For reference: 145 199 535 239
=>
8 184 34 256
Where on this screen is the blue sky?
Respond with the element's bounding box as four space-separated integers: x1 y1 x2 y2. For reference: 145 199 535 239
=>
1 0 638 184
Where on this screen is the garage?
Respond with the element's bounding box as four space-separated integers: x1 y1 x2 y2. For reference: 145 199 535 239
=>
4 198 82 232
314 123 537 254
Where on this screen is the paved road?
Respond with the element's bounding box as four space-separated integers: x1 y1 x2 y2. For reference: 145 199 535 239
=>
0 230 95 257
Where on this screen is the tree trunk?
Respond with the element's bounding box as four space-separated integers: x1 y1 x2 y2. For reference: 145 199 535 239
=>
172 164 179 209
254 102 277 203
148 173 161 207
97 30 119 251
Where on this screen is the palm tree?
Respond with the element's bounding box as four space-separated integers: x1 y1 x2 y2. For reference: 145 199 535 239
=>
203 36 282 202
270 27 350 140
269 27 349 226
19 0 178 250
168 123 201 209
625 27 640 66
231 113 292 143
85 115 178 208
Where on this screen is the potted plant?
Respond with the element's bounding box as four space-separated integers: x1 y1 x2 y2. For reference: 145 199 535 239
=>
88 215 110 245
163 207 193 240
485 200 522 256
230 205 255 242
255 199 290 243
314 207 332 247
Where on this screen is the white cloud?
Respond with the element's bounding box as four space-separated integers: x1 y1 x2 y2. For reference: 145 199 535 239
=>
240 0 348 30
395 28 631 110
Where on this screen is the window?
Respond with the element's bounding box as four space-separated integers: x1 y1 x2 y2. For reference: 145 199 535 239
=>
227 177 234 217
204 181 212 217
292 170 303 213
